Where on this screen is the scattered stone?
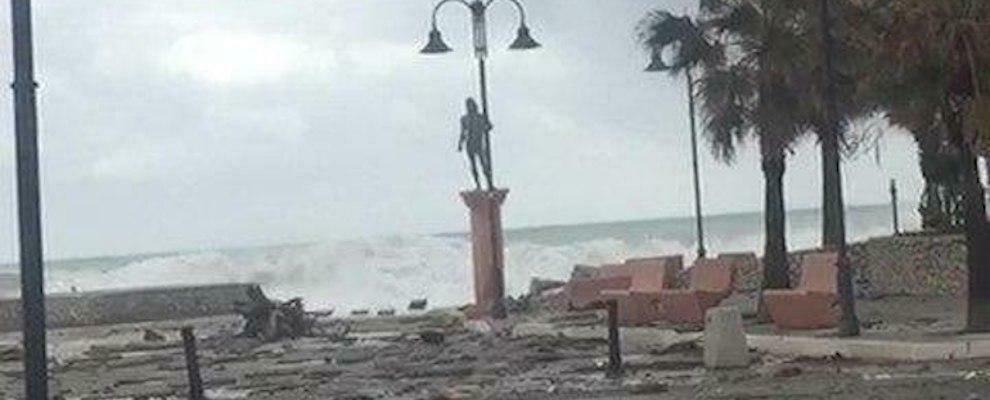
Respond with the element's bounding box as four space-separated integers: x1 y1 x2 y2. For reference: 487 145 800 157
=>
703 307 749 369
333 347 377 365
0 346 23 362
420 330 446 345
377 308 396 317
408 298 428 311
529 278 566 297
465 319 493 336
774 366 803 378
142 328 166 342
571 264 598 279
437 384 483 399
626 381 669 394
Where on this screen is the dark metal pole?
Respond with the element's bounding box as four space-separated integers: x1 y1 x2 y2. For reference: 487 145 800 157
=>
477 56 495 188
11 1 49 398
181 327 205 400
686 70 707 259
890 179 900 235
605 299 622 378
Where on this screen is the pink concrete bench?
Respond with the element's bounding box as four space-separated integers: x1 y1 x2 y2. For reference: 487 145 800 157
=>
566 275 632 310
657 258 735 324
764 252 840 330
596 256 682 326
717 252 760 292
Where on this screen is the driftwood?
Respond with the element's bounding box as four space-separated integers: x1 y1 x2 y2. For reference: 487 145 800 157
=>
233 286 315 342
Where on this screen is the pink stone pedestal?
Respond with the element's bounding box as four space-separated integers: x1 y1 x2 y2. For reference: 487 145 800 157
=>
461 189 509 319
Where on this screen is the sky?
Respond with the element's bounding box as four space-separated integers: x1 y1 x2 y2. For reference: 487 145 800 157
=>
0 0 924 261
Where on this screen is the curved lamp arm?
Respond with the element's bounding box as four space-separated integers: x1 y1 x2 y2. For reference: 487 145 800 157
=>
484 0 529 27
431 0 472 29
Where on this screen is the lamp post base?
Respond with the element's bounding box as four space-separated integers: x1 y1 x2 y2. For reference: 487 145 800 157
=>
461 189 508 319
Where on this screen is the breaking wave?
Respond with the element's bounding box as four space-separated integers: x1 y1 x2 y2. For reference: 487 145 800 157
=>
38 205 914 312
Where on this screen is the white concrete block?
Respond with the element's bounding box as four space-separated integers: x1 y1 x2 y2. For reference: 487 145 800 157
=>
704 307 749 369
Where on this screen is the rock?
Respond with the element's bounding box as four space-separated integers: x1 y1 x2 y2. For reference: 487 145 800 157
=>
420 330 445 345
437 385 483 399
408 298 428 311
703 307 749 369
773 366 803 378
529 278 565 297
351 309 370 316
333 346 377 364
571 265 599 280
534 287 569 312
0 346 23 362
142 329 166 342
377 308 396 317
465 319 493 336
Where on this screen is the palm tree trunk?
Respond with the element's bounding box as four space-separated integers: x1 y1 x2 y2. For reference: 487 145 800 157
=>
821 129 844 248
963 148 990 331
761 149 790 291
819 0 859 337
958 147 990 331
943 107 990 331
686 70 707 259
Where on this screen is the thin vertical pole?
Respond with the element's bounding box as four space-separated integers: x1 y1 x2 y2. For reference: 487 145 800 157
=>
686 70 707 259
11 0 49 398
181 327 205 400
606 299 622 378
890 179 900 235
477 56 494 187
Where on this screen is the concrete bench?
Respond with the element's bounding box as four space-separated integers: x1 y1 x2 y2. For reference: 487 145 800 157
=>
764 252 840 330
565 256 681 315
595 256 682 326
658 258 735 325
718 252 760 292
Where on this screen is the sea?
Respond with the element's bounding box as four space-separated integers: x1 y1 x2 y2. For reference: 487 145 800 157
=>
0 204 917 313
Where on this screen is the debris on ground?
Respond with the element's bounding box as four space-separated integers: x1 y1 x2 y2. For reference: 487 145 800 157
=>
420 330 446 345
408 298 428 311
142 328 166 342
233 286 316 342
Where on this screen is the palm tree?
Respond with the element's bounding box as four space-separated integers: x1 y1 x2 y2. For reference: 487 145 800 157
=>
699 0 813 293
637 11 722 260
861 0 990 331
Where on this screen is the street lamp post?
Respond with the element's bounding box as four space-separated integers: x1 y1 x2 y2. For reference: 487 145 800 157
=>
10 0 49 398
646 56 707 259
420 0 539 320
420 0 541 187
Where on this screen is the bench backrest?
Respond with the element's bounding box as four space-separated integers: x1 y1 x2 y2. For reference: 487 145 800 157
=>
718 252 759 291
599 255 681 291
688 258 735 292
799 252 839 293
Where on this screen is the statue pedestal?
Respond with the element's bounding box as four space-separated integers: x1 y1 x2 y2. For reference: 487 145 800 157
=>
461 189 508 319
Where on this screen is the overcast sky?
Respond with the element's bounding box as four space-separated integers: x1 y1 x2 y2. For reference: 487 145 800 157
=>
0 0 922 261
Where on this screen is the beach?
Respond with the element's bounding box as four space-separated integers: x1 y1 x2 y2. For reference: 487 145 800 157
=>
1 294 989 399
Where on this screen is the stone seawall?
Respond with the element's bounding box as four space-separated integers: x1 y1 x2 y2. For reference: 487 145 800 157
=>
783 234 967 298
850 234 966 297
0 283 257 332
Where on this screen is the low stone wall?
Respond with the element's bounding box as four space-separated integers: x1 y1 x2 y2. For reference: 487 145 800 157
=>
849 234 966 298
779 234 967 298
0 283 257 332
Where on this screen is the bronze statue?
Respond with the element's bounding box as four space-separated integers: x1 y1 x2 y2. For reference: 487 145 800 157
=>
458 98 494 191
